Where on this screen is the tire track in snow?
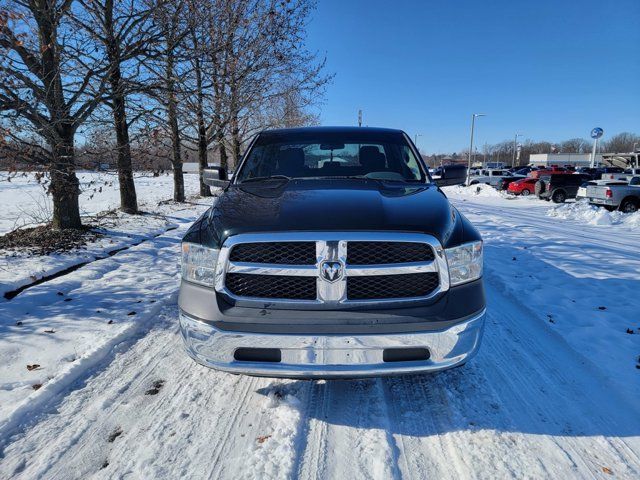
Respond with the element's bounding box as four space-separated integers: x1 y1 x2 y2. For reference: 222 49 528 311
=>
295 381 330 479
480 268 640 477
459 199 640 255
0 309 267 479
296 379 399 479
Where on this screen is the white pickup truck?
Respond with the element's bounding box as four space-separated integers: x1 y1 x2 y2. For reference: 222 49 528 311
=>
468 169 524 187
587 176 640 212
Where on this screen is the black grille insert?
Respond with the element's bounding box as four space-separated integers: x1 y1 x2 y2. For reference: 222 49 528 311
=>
347 242 434 265
229 242 316 265
347 272 439 300
225 273 317 300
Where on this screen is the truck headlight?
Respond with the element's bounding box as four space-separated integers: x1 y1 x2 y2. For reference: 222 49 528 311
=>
181 243 219 287
445 241 483 286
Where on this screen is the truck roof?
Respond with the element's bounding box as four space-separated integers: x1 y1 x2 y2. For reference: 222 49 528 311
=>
260 126 406 135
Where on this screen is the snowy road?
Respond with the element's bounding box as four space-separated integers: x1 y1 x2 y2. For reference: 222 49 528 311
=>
1 193 639 479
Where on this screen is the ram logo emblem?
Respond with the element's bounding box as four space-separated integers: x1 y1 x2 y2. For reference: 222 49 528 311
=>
320 261 343 283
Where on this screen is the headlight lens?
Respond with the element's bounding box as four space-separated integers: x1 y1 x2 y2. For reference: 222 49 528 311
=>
181 242 219 287
445 241 483 286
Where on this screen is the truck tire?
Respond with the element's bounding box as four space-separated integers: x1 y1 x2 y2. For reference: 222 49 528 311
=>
619 198 639 213
552 190 566 203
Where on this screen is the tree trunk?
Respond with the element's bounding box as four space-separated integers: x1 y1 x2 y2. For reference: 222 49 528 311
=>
105 0 138 214
168 93 185 202
112 90 139 213
172 159 185 202
166 38 184 202
193 52 211 197
197 119 211 197
50 133 82 230
215 126 228 171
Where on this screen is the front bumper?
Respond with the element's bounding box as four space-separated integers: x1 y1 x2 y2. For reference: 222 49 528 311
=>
179 308 486 378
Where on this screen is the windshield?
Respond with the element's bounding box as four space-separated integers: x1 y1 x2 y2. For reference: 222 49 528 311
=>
235 131 426 183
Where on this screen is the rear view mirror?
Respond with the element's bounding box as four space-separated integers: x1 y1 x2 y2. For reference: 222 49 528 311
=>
203 167 230 187
433 165 467 187
319 143 345 151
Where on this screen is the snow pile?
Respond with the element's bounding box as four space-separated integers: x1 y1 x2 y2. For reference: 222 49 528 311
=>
547 201 640 227
442 183 504 198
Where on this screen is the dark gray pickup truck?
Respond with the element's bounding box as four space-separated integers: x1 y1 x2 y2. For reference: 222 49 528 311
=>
178 126 485 378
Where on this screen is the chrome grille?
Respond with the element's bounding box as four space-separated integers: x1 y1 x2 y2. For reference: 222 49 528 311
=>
215 232 450 308
229 242 315 265
226 273 317 300
347 241 434 265
347 273 439 300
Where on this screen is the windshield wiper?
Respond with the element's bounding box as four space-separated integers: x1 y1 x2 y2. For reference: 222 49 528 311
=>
240 175 292 184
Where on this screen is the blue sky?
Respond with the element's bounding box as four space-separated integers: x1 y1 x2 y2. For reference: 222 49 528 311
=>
305 0 640 153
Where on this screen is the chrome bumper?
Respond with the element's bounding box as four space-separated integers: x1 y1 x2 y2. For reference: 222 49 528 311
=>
179 309 486 379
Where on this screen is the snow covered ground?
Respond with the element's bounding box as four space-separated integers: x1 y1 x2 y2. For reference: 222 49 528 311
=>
0 171 200 235
0 180 639 479
0 172 203 296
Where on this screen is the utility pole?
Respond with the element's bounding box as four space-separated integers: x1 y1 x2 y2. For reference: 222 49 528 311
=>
466 113 486 185
358 110 362 127
512 133 522 168
414 133 422 148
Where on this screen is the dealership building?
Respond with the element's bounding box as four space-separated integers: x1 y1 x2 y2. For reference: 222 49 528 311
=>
529 153 603 167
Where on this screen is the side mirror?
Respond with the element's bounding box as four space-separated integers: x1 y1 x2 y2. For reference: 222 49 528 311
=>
433 165 467 187
203 167 230 188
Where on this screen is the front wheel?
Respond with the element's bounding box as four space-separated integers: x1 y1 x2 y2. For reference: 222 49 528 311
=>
620 199 639 213
552 190 566 203
521 188 530 196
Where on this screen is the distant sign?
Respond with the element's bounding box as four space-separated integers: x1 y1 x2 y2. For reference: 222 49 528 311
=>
591 127 604 139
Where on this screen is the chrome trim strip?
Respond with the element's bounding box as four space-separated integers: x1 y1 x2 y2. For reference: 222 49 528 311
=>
227 262 318 276
216 232 450 309
345 261 437 276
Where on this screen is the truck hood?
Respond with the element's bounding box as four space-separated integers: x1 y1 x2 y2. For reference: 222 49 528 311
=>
192 178 473 248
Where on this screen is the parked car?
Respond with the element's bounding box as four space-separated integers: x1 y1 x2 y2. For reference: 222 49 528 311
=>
530 168 568 179
469 169 524 187
507 177 538 196
179 126 486 378
496 176 522 191
514 166 535 176
587 177 640 212
535 174 591 203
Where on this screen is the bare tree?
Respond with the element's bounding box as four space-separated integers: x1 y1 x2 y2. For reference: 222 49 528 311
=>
75 0 163 213
0 1 109 229
151 0 188 202
603 132 640 153
559 138 590 154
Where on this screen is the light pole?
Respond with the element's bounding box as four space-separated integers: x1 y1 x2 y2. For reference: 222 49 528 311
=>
512 133 523 168
414 134 422 148
466 113 485 185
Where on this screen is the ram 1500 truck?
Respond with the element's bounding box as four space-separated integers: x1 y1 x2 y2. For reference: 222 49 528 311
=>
587 176 640 212
179 127 485 378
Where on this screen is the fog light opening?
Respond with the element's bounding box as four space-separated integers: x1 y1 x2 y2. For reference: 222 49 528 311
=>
234 347 282 363
383 347 430 363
